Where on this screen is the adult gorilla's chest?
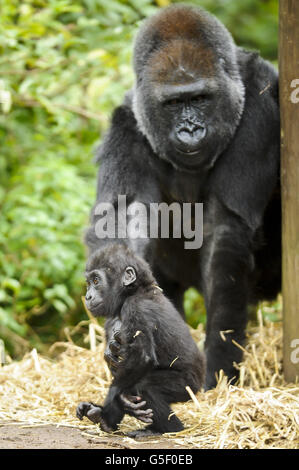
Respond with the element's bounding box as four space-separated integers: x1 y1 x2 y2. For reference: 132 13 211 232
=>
150 159 214 289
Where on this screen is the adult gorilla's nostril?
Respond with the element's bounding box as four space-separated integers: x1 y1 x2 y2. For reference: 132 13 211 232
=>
192 126 206 140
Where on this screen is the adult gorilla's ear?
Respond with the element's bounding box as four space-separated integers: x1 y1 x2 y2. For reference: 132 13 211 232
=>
122 266 137 286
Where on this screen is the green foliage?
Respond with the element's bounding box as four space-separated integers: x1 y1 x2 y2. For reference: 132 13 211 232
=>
174 0 279 61
259 297 282 323
184 288 206 328
0 0 158 356
0 156 95 354
0 0 278 357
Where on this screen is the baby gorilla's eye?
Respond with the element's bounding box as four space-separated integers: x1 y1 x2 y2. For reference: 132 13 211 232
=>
93 277 100 286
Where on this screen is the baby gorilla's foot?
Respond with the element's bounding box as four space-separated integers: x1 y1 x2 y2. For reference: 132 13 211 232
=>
76 401 102 423
120 394 153 424
76 401 113 432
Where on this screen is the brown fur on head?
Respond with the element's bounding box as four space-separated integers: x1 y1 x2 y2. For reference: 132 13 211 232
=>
148 5 207 41
133 5 238 79
149 40 217 86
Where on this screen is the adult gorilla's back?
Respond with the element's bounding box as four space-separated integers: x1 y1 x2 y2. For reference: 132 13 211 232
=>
86 5 280 389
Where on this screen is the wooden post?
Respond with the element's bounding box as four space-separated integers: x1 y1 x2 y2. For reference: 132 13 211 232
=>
279 0 299 382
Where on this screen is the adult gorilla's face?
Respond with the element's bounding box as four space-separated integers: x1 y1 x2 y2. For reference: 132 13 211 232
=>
132 14 245 171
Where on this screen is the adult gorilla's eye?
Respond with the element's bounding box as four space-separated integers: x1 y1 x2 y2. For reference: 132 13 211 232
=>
164 98 179 107
192 95 208 103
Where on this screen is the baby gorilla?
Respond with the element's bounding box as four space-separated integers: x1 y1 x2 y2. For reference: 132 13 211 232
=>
76 244 205 437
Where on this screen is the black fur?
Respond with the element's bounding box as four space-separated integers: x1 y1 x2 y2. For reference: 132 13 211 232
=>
85 5 280 390
77 244 205 436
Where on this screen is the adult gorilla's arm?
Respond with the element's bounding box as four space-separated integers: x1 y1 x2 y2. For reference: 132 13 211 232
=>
211 50 280 232
85 99 161 258
201 200 253 389
202 51 280 389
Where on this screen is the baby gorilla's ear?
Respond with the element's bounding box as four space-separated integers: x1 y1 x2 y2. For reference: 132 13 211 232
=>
122 266 137 286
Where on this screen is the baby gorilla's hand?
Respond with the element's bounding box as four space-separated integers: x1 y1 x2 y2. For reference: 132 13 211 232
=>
104 328 124 375
76 401 113 432
120 394 153 424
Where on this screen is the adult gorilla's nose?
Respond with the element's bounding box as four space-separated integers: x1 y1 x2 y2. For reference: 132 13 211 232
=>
172 124 206 153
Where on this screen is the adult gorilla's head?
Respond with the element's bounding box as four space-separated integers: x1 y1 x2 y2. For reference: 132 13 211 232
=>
132 5 245 171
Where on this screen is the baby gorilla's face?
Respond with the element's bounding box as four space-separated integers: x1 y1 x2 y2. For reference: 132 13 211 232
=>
84 262 137 318
84 269 108 317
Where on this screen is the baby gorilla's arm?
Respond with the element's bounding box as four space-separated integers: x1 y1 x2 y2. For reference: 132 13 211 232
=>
104 328 123 375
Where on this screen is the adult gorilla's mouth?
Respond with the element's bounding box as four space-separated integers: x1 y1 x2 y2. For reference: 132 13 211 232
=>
175 147 201 156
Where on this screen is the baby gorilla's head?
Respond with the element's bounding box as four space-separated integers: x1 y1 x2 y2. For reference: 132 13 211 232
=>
84 244 156 317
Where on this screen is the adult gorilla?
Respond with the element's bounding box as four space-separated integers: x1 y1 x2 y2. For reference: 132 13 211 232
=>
86 5 280 390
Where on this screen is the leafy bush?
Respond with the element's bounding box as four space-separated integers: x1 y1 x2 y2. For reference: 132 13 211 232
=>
0 156 96 354
0 0 152 356
182 0 278 61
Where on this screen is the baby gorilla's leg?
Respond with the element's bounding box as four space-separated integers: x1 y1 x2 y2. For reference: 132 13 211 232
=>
126 391 183 438
126 369 199 438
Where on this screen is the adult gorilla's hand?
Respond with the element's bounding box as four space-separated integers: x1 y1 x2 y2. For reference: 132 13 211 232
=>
104 319 123 375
